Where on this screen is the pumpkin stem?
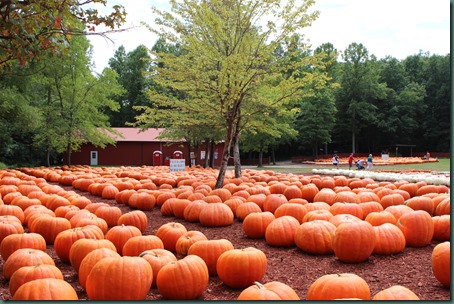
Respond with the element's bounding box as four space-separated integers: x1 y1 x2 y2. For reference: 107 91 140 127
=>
254 281 264 289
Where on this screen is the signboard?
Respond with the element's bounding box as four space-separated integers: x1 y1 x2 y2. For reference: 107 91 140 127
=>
381 154 389 160
170 159 186 172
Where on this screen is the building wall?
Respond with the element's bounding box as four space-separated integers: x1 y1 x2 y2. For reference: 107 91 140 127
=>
67 141 224 167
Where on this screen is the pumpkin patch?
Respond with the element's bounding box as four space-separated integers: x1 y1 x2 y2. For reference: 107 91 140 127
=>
0 165 449 300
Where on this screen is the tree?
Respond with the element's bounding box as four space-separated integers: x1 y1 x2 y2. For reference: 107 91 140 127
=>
335 43 387 153
108 45 152 126
138 0 331 188
33 35 124 165
0 0 126 69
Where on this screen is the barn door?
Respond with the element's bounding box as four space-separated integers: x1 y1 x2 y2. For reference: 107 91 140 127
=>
90 151 98 166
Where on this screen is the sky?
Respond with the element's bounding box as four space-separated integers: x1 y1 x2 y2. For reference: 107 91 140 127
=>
88 0 451 73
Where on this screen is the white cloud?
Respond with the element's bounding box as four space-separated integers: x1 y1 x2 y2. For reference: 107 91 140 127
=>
305 0 450 59
89 0 450 72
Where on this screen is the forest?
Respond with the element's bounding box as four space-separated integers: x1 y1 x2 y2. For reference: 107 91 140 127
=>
0 1 450 169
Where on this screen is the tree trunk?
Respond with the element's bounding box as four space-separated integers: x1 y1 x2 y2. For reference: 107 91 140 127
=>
209 140 215 168
203 138 210 168
187 139 192 168
233 133 241 178
216 115 236 188
66 143 72 166
257 149 263 167
352 131 356 153
271 146 276 165
194 140 199 167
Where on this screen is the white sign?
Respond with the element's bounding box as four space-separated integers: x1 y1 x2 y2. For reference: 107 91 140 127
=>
170 159 186 172
381 154 389 160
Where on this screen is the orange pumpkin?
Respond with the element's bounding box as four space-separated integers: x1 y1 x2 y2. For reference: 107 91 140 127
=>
372 223 406 255
155 222 187 253
396 210 434 247
238 281 300 300
217 247 267 289
306 273 370 300
9 264 64 297
140 248 177 287
12 278 78 300
332 221 375 263
265 216 300 247
372 285 420 300
86 256 153 300
157 254 209 300
295 220 336 255
431 241 450 287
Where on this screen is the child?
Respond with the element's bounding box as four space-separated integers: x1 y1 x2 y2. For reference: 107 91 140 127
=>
355 159 365 170
332 154 339 169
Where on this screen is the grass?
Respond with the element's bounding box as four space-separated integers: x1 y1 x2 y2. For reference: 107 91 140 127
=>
243 158 451 174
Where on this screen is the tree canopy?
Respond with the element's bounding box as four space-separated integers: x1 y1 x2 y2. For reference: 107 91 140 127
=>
0 0 126 69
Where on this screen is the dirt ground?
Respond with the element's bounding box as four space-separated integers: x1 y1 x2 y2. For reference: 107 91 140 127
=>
0 181 450 301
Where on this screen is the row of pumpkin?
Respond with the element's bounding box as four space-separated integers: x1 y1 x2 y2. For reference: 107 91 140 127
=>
0 166 450 299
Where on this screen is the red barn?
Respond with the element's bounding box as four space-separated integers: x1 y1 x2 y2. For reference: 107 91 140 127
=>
66 128 224 167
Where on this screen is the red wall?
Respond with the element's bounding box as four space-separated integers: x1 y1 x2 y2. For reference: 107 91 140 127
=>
67 141 224 167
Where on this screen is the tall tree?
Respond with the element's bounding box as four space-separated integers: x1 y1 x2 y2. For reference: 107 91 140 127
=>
335 43 387 153
34 35 124 165
108 45 152 126
137 0 330 188
0 0 126 70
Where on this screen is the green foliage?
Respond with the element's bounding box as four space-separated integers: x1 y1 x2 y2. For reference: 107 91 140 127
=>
0 0 126 69
108 45 152 126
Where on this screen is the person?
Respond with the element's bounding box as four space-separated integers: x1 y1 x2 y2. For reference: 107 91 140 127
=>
356 159 365 170
332 154 339 169
367 154 373 170
348 153 355 170
423 151 431 160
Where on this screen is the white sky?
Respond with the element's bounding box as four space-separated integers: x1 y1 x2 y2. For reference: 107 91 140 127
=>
88 0 450 74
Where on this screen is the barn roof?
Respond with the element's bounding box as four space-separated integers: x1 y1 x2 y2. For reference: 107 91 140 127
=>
106 127 181 142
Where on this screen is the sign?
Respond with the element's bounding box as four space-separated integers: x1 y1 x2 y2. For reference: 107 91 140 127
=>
170 159 186 172
381 154 389 161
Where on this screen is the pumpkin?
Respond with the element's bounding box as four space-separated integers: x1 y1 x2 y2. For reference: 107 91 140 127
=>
117 210 148 233
12 278 78 300
155 222 188 253
364 211 397 226
156 254 209 300
434 197 450 216
306 273 370 300
379 193 405 209
332 220 375 263
3 248 55 279
313 188 336 205
9 264 64 297
140 248 177 287
396 210 434 247
235 202 262 221
105 224 142 255
224 197 245 215
0 205 25 224
86 256 153 300
238 281 300 300
0 221 25 246
273 203 307 224
265 216 300 247
94 206 123 227
295 220 336 255
53 226 104 263
242 211 275 239
432 215 450 241
384 204 414 220
405 196 434 215
329 214 361 227
175 231 207 257
0 232 46 261
78 248 120 290
199 202 234 227
372 285 420 300
69 238 117 273
332 191 361 204
263 194 288 214
172 199 192 218
128 192 156 211
300 184 319 202
216 247 267 288
329 202 364 219
372 223 406 255
28 215 71 244
187 239 234 276
122 235 164 256
302 209 333 222
183 200 208 222
431 241 450 287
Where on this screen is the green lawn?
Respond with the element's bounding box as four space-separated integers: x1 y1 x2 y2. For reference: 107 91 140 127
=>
247 158 451 174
